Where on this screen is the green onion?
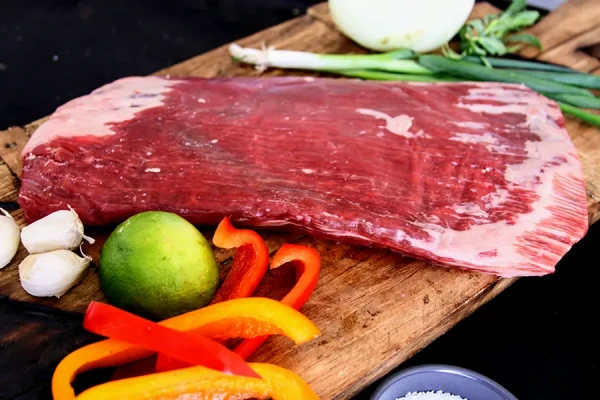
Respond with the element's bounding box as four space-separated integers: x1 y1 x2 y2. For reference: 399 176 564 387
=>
375 48 419 60
418 54 594 97
461 55 575 72
229 44 433 75
558 102 600 127
544 93 600 109
509 69 600 89
328 69 462 82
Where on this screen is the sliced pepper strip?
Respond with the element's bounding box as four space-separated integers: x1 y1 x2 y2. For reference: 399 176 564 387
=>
234 244 321 359
76 362 320 400
210 216 270 303
154 217 270 371
83 301 260 379
156 243 321 372
52 297 320 400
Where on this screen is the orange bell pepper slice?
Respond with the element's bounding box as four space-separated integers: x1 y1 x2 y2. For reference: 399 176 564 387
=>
75 362 320 400
52 297 320 400
234 243 321 359
210 216 270 303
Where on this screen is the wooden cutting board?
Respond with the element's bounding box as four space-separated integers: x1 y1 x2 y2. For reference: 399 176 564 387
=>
1 1 599 399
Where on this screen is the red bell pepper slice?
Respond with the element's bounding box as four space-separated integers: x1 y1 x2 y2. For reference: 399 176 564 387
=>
233 243 321 359
154 216 269 372
210 217 270 303
83 301 261 379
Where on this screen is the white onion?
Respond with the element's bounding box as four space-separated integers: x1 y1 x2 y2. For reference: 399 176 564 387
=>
329 0 475 53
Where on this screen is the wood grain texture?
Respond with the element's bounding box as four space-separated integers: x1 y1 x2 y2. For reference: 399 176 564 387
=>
0 127 29 178
0 298 99 400
520 0 600 64
0 160 19 203
537 25 600 71
0 2 599 399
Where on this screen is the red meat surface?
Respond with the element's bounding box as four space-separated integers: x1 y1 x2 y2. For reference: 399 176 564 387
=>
18 76 589 277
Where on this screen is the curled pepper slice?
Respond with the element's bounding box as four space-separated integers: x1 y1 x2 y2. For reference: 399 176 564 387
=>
52 297 320 400
156 243 321 372
154 217 270 371
76 363 320 400
210 217 270 303
234 243 321 359
83 301 259 379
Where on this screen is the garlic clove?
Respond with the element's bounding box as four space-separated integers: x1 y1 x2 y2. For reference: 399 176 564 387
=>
19 249 91 298
0 208 20 269
20 206 95 254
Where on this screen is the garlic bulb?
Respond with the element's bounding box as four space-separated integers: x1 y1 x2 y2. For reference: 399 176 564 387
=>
0 208 20 269
19 248 91 297
20 206 95 254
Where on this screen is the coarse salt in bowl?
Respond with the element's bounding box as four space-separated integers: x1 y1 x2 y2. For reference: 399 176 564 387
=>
396 390 468 399
370 364 517 400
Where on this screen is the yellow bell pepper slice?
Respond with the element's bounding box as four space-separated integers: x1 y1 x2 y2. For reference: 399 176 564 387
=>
76 362 319 400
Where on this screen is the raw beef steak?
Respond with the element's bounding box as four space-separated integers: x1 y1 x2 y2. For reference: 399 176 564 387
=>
19 76 589 277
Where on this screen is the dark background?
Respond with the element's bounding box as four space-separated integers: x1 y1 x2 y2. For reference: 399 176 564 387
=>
1 1 597 399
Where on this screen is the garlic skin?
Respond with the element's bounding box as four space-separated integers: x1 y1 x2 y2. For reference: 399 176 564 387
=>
19 249 91 297
20 206 95 254
0 208 20 269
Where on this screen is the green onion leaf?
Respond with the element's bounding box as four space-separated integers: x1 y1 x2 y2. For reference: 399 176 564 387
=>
544 93 600 109
461 56 576 72
558 102 600 128
418 54 595 97
512 69 600 89
328 69 462 82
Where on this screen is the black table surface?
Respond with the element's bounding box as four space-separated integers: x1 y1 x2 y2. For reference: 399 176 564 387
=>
1 1 598 399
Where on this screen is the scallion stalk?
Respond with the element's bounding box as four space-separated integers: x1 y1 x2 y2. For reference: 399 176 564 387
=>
558 102 600 127
509 69 600 89
546 93 600 109
418 54 595 97
462 55 575 72
327 69 463 82
229 44 433 75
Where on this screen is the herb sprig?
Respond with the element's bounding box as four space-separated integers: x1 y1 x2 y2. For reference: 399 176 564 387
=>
442 0 542 65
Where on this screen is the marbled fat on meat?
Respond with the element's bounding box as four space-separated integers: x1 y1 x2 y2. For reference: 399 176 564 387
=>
18 76 589 277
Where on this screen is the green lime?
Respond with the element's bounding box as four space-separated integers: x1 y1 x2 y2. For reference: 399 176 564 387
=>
98 211 219 320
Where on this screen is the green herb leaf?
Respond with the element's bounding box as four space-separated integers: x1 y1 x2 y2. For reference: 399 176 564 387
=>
506 44 524 53
476 37 508 56
467 19 485 34
483 13 499 25
480 56 492 68
442 0 542 60
441 44 462 60
506 33 542 49
505 0 527 15
468 42 488 56
505 11 541 30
